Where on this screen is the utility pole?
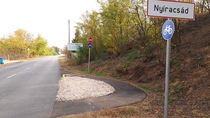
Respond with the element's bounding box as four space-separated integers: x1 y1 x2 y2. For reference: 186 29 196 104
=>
68 20 70 43
68 20 71 58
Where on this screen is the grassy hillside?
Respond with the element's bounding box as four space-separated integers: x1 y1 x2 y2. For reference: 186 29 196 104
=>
60 13 210 118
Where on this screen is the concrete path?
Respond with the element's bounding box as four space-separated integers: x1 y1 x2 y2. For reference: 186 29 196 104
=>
3 60 20 64
51 73 147 118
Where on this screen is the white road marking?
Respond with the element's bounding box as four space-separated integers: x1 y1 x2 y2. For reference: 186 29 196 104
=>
34 62 40 66
7 74 17 78
26 67 31 70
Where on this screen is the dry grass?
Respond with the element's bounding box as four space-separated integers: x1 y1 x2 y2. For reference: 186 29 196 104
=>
58 57 164 118
58 51 210 118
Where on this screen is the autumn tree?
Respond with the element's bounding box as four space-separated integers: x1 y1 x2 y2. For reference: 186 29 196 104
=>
0 29 50 59
73 0 207 63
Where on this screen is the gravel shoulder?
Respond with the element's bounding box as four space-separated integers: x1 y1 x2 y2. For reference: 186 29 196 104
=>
56 77 115 101
51 72 146 118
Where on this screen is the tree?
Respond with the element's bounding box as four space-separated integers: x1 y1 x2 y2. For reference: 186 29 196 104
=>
33 35 48 56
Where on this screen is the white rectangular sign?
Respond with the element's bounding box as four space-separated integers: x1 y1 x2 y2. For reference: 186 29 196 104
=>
67 43 83 51
147 0 195 20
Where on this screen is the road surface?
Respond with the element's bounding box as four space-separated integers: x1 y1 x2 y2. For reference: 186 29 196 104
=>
0 56 146 118
0 56 60 118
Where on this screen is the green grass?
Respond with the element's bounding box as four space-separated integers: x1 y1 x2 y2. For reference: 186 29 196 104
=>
107 61 112 65
95 72 106 77
171 79 175 83
139 85 150 90
126 49 141 60
139 85 164 93
152 87 164 92
168 95 176 103
126 107 136 113
92 60 102 65
119 53 127 57
171 56 181 67
80 68 94 74
121 78 126 81
172 85 183 94
120 61 130 68
197 56 203 61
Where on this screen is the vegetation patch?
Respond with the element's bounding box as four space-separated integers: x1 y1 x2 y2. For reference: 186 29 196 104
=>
171 84 183 94
120 61 130 68
171 56 181 67
92 60 103 65
95 72 106 77
126 49 141 60
139 85 164 93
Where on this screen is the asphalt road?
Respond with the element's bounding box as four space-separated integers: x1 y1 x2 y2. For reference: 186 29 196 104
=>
0 56 60 118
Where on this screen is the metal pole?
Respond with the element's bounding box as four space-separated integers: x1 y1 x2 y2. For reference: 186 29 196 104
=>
164 18 171 118
68 20 71 58
88 48 90 73
68 20 70 43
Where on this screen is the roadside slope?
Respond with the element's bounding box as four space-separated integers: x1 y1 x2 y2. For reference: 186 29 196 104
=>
59 14 210 118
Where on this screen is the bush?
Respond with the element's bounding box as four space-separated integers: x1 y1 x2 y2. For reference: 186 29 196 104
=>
45 51 58 56
75 47 88 65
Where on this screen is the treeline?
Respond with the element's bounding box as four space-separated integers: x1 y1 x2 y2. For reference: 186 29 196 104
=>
72 0 210 64
0 29 59 60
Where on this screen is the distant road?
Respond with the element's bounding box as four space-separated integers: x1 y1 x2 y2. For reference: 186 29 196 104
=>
0 56 60 118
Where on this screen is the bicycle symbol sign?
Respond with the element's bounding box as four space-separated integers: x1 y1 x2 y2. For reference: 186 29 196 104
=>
162 20 175 40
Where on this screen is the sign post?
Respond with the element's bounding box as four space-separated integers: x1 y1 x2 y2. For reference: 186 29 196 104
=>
165 36 171 118
88 47 90 73
162 19 175 118
147 0 194 118
88 38 93 73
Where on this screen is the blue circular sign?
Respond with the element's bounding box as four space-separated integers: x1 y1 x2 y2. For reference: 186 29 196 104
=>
88 43 92 48
162 20 175 40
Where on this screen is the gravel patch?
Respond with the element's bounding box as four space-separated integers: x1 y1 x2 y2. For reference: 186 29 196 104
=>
56 77 115 101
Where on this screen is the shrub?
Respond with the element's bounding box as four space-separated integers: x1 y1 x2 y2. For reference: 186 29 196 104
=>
45 51 57 56
75 47 85 65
